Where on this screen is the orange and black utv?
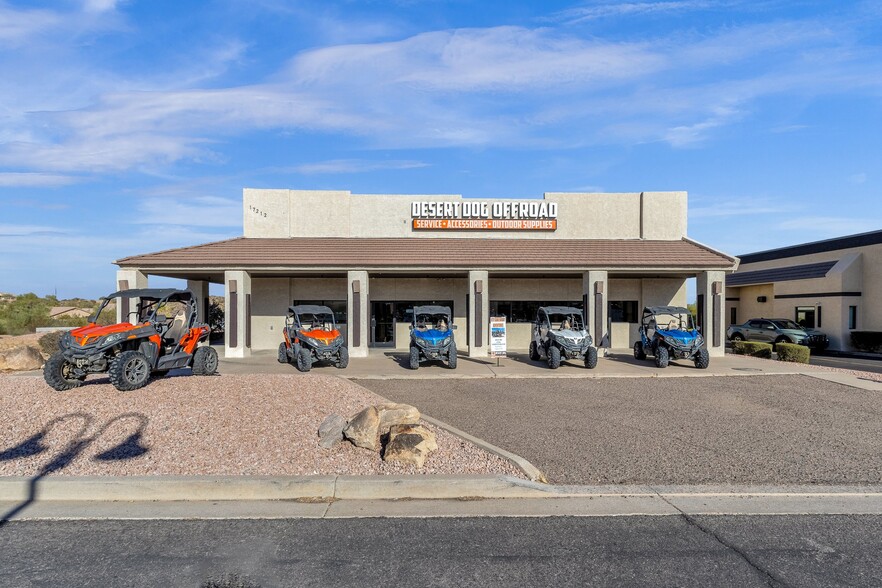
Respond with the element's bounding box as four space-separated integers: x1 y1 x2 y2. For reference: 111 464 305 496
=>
278 305 348 372
43 288 217 391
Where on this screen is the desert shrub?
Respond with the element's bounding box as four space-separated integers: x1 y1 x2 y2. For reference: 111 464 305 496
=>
851 331 882 353
731 341 772 358
0 294 53 335
39 331 68 355
776 342 810 363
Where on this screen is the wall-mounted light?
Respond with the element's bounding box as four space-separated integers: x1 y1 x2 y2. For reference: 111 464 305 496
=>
757 296 768 303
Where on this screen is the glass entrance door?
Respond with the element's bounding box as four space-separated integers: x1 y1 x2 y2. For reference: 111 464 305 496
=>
370 302 395 347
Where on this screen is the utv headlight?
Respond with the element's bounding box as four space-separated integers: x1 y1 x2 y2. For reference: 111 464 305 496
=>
442 336 451 346
104 333 126 345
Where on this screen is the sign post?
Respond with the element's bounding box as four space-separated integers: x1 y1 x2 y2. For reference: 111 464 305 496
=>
489 316 507 366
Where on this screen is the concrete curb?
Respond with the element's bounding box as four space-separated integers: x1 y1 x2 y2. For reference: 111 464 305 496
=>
419 414 548 483
2 475 882 503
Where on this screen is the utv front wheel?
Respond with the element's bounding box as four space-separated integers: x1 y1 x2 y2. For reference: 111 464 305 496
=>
584 346 598 369
529 341 541 361
654 346 669 368
447 342 458 369
548 346 561 369
336 346 349 369
634 341 646 361
192 346 219 375
694 349 710 369
109 350 151 391
296 348 312 372
409 346 420 370
43 352 84 391
278 342 289 364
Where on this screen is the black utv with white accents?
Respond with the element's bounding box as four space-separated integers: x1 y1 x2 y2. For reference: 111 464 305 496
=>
529 306 598 369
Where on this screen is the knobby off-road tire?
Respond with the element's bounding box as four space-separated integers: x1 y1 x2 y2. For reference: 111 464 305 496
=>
447 342 458 369
654 346 670 369
694 348 710 369
278 342 289 364
192 346 219 375
548 345 561 369
409 345 420 370
529 341 541 361
634 341 646 361
336 346 349 369
43 352 84 391
730 333 745 342
584 346 598 369
109 350 151 391
296 347 312 372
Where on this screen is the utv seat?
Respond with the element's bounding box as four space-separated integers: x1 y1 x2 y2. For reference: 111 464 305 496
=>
163 313 188 344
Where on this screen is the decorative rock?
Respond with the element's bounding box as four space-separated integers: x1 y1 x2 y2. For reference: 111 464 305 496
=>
382 424 438 468
375 403 420 435
0 346 44 372
317 413 347 449
343 406 380 451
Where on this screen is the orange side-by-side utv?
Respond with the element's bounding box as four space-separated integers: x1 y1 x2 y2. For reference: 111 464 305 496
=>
43 288 217 391
278 305 348 372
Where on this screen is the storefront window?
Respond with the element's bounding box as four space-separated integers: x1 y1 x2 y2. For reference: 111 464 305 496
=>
795 306 815 329
489 301 582 323
293 300 347 324
609 301 638 323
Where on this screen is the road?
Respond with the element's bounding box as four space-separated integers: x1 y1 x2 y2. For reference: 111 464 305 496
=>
356 375 882 486
2 515 880 587
810 354 882 374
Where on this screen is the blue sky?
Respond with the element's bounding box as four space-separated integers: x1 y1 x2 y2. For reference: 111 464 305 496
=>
1 0 880 298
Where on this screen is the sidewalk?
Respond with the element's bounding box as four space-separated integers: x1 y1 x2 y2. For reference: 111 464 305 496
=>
219 348 882 390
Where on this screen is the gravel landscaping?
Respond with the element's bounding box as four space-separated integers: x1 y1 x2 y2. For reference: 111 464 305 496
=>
0 373 524 478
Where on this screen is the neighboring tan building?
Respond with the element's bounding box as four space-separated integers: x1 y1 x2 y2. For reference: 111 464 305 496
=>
726 230 882 351
115 189 737 359
48 306 93 319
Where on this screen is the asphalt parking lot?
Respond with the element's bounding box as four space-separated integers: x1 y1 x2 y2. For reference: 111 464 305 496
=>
356 375 882 486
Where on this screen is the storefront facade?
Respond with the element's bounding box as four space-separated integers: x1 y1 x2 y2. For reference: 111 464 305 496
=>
726 230 882 351
116 189 736 358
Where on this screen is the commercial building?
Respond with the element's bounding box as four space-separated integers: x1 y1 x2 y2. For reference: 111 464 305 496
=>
116 189 736 358
726 230 882 351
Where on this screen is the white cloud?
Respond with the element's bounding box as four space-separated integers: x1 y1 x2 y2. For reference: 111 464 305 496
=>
290 159 429 174
0 173 82 187
553 1 717 24
848 172 867 184
135 196 242 228
690 197 788 219
776 216 879 236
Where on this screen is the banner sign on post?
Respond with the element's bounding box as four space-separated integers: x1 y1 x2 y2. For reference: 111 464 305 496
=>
489 316 507 357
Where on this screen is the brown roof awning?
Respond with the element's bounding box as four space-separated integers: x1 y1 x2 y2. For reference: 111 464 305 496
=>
115 237 736 270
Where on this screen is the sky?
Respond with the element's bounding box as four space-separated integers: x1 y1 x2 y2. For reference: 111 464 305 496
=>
1 0 880 299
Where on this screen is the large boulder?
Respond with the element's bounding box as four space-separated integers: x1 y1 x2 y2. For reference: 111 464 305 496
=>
317 413 347 449
375 403 420 434
343 406 380 450
0 345 44 372
382 424 438 468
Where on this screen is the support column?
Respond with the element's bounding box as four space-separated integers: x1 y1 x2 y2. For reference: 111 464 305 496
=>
697 270 726 357
347 271 369 358
468 270 489 358
584 271 608 348
186 279 210 325
224 270 252 358
115 269 147 323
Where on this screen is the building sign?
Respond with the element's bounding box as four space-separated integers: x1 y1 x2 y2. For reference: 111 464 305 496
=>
411 200 557 231
489 316 507 357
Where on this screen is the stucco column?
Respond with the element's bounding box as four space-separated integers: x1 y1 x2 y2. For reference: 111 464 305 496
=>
115 269 147 323
584 271 608 348
468 270 489 358
347 271 369 358
224 270 252 358
186 279 210 325
697 270 726 357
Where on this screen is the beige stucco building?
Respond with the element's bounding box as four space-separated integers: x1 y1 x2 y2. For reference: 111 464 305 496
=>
116 189 736 359
726 230 882 351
